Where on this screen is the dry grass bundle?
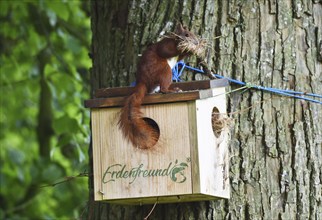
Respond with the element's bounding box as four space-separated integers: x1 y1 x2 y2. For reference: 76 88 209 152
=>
212 111 232 138
177 36 207 57
163 32 208 57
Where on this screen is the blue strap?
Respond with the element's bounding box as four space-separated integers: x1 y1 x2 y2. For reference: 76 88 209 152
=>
171 61 322 105
172 60 186 82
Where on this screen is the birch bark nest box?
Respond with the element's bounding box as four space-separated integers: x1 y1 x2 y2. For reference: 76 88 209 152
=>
85 79 230 204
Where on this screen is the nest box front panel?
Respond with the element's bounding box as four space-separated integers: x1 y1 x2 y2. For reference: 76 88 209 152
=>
91 102 194 202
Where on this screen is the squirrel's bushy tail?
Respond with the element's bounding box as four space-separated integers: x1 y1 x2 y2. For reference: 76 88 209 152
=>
118 83 159 149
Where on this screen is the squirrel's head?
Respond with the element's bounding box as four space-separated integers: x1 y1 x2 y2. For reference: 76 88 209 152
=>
173 23 206 57
174 23 199 43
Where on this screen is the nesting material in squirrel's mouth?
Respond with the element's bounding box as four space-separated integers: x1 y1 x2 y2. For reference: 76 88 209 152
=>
163 32 207 57
177 36 207 57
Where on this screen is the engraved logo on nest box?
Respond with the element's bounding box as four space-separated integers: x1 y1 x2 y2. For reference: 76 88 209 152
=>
102 158 190 184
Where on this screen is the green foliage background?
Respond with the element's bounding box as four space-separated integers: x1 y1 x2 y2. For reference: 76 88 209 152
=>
0 0 91 219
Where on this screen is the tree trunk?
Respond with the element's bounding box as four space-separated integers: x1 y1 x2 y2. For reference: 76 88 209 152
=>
88 0 322 219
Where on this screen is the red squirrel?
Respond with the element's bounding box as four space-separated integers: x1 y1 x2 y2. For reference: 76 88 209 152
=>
118 23 204 149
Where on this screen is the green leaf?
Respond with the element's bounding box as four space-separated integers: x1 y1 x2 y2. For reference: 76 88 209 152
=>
8 148 25 165
41 163 64 183
46 1 69 21
76 142 85 163
53 115 79 134
46 9 57 26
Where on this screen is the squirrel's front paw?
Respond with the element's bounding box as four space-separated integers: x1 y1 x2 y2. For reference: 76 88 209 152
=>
172 87 182 92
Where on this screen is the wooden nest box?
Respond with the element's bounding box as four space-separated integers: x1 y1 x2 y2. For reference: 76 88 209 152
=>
85 79 230 204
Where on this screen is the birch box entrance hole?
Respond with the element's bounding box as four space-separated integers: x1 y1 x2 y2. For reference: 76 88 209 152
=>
212 107 223 138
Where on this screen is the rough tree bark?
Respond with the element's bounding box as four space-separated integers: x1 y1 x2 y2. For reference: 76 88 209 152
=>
88 0 322 219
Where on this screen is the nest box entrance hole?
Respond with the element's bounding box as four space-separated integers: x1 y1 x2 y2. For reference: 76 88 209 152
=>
142 117 160 147
211 107 224 138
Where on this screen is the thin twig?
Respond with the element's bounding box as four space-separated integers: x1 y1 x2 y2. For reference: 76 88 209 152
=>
40 172 89 188
144 200 158 220
199 60 217 79
228 96 279 117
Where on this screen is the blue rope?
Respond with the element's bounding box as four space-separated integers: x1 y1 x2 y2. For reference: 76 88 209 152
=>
172 60 186 82
172 61 322 105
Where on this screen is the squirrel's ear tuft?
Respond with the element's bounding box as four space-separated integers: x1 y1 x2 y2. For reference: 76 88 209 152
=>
175 23 185 33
